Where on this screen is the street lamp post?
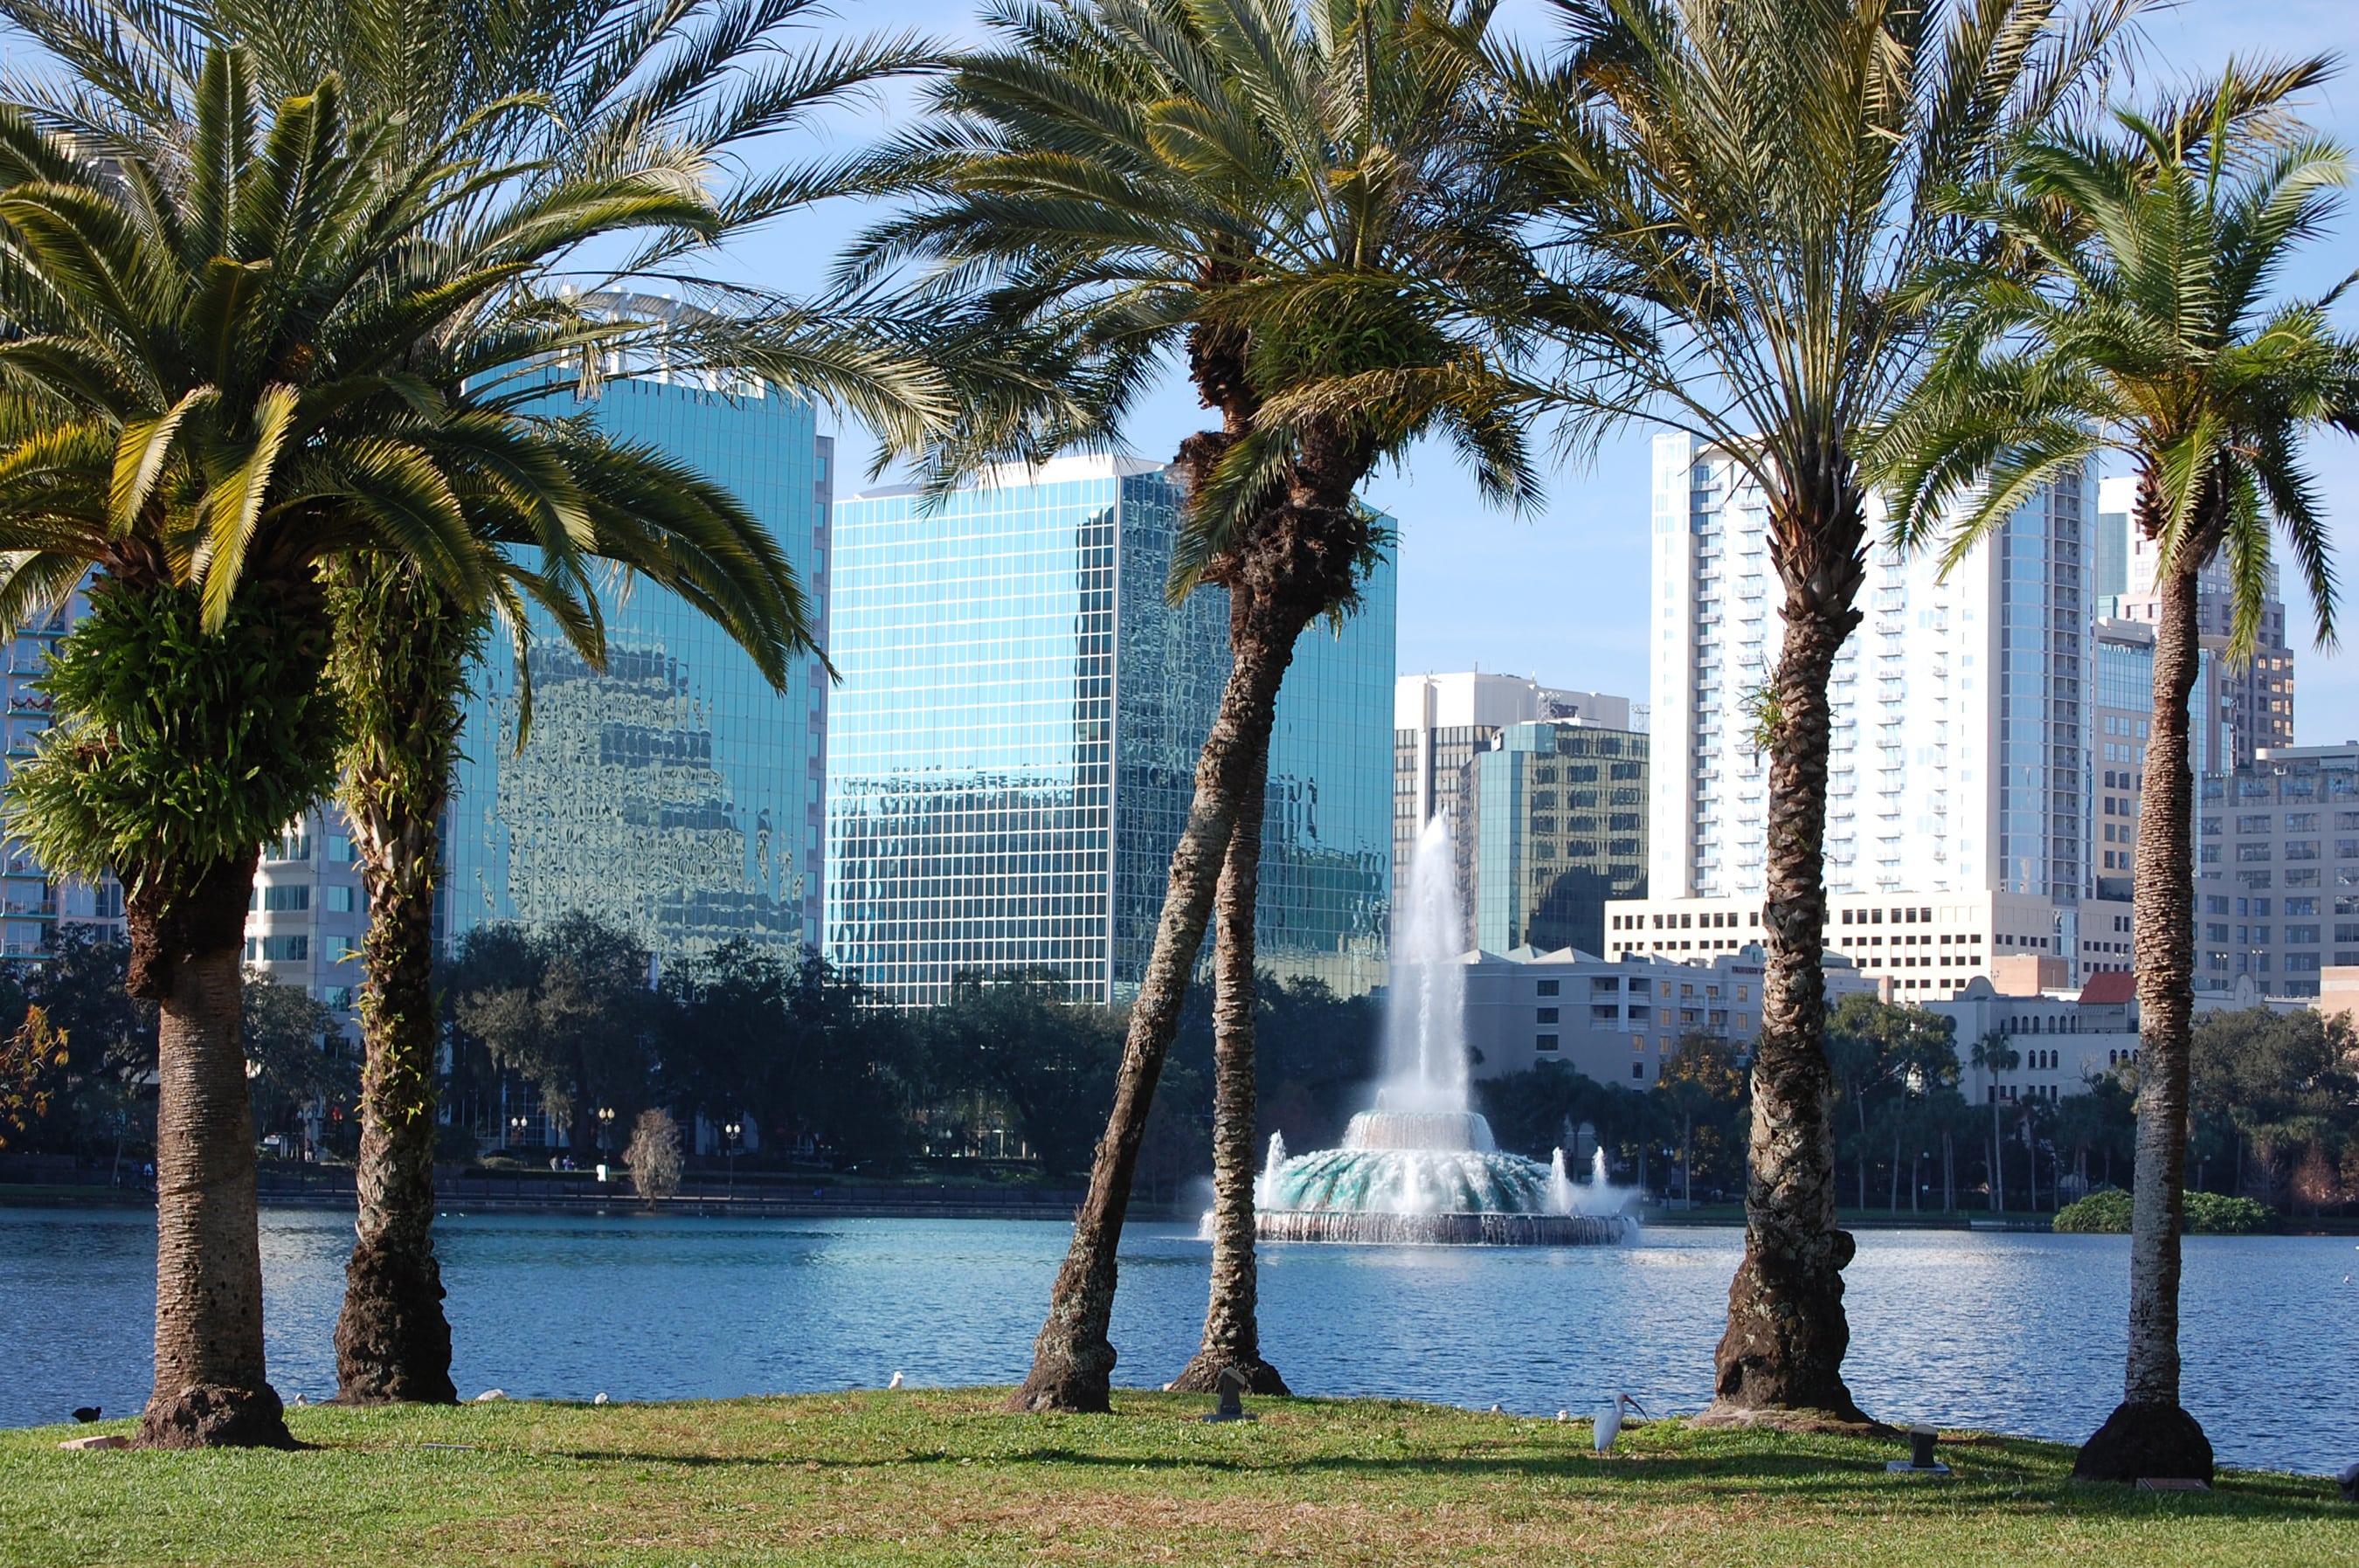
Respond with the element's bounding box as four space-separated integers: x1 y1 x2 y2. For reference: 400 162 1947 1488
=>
724 1119 742 1201
597 1106 614 1152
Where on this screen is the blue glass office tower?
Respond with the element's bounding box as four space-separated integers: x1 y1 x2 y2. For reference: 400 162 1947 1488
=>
440 376 833 960
826 455 1393 1005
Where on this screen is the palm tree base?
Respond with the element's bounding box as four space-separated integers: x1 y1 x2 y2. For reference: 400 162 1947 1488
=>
1169 1353 1290 1396
137 1383 295 1449
334 1240 458 1404
2072 1401 2214 1483
1003 1370 1113 1415
1691 1401 1892 1437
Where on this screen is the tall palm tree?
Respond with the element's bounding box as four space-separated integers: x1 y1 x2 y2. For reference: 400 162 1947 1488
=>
1489 0 2127 1425
854 0 1547 1412
0 45 778 1445
1870 64 2355 1481
3 0 945 1402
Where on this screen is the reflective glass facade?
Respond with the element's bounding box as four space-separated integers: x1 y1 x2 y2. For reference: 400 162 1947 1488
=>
1467 722 1649 957
441 378 833 961
827 456 1392 1005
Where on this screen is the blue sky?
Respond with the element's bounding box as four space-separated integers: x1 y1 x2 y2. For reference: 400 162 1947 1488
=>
722 0 2359 743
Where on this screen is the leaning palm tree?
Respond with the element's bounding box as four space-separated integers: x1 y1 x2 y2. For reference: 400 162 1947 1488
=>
1489 0 2129 1425
3 0 945 1402
853 0 1550 1412
1870 63 2355 1481
0 47 771 1446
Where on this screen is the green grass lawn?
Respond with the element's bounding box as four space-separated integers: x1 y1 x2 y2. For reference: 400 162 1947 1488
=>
2 1392 2349 1566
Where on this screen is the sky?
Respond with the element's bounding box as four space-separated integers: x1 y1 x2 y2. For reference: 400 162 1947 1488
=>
711 0 2359 744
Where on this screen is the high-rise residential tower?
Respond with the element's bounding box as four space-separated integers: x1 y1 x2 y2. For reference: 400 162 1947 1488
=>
826 454 1394 1005
1649 432 2093 908
0 592 125 958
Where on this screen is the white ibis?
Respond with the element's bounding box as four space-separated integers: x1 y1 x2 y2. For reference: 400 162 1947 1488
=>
888 1371 904 1390
1595 1392 1646 1455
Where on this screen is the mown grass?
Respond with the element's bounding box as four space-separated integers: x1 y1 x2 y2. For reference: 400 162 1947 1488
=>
2 1391 2349 1566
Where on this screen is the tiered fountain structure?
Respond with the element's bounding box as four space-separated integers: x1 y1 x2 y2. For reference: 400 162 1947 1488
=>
1254 815 1630 1246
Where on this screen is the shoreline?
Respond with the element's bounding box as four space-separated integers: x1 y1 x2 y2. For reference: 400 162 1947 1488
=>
12 1184 2359 1234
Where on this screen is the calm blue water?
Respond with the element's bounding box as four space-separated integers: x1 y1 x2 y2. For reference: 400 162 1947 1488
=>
3 1207 2353 1475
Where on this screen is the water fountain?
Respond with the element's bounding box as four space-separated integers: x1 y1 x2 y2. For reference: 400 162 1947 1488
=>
1253 814 1630 1246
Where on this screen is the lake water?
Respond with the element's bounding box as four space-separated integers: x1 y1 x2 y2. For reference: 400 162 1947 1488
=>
3 1207 2354 1475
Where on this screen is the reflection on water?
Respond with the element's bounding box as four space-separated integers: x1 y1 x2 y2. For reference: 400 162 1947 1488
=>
3 1207 2353 1475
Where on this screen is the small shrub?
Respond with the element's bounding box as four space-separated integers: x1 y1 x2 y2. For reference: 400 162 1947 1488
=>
2052 1188 2131 1233
2052 1186 2280 1234
625 1109 683 1206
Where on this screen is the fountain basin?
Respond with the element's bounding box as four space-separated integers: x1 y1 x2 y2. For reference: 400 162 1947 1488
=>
1251 1125 1630 1247
1259 1210 1626 1246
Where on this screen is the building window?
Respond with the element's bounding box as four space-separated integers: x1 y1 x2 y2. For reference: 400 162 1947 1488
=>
245 935 308 963
1631 1061 1645 1080
1537 979 1560 997
1537 1007 1560 1024
1536 1034 1560 1052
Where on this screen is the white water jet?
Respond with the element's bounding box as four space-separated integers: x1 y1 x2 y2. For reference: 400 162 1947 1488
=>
1255 1131 1288 1209
1547 1148 1577 1217
1380 813 1469 1114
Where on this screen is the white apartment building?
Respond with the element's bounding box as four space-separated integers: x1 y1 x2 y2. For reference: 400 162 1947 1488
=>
1462 943 1879 1084
243 805 370 1041
1646 432 2095 977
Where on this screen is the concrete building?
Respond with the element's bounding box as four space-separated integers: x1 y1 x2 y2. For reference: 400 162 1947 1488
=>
1461 720 1649 959
1462 943 1879 1084
1930 972 2140 1106
2191 742 2359 998
1648 433 2093 925
1604 888 2076 1002
826 454 1394 1005
2099 473 2295 766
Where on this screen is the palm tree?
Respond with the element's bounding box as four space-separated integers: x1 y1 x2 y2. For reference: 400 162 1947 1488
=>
0 45 779 1446
3 0 944 1402
1489 0 2127 1425
1970 1032 2021 1212
854 0 1548 1412
1870 64 2356 1482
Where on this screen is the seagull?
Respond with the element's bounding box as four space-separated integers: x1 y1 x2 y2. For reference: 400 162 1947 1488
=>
71 1407 100 1424
1595 1392 1647 1456
888 1371 904 1391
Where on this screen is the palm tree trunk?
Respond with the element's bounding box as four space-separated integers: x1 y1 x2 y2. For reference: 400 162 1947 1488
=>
2075 524 2215 1482
1708 505 1867 1425
1007 584 1304 1413
330 558 468 1404
1173 743 1288 1395
132 851 294 1448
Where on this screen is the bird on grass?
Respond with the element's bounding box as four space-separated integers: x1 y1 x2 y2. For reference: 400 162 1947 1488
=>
71 1407 100 1424
1594 1392 1646 1456
888 1371 904 1391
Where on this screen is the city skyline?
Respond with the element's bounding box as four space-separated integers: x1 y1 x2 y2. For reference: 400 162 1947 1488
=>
766 2 2359 743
